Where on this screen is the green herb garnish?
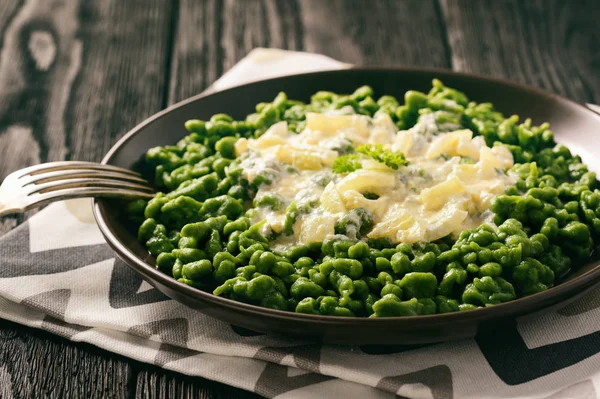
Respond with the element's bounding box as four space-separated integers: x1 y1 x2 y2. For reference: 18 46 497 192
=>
356 144 409 170
332 154 362 174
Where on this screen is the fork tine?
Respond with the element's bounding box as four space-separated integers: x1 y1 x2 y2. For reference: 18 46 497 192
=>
26 178 153 195
22 187 154 212
16 161 141 178
23 169 149 185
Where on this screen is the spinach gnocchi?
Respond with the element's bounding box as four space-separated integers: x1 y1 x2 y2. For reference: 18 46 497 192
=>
128 80 600 317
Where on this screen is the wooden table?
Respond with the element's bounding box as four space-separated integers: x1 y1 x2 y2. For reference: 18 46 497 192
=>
0 0 598 397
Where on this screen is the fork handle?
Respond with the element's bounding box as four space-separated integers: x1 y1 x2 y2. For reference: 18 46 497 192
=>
0 187 154 217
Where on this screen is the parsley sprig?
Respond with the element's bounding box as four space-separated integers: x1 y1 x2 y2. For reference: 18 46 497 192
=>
332 145 408 174
332 154 362 174
356 144 408 170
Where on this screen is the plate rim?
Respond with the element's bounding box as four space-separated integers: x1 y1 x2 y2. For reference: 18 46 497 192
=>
93 66 600 326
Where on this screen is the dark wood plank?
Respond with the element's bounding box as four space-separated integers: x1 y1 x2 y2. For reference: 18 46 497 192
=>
0 0 174 235
134 367 260 399
168 0 305 104
168 0 450 104
65 0 175 162
0 319 133 398
0 0 173 396
440 0 600 103
299 0 450 67
0 0 35 236
167 0 222 104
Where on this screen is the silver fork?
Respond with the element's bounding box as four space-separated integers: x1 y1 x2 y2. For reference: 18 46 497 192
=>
0 161 154 217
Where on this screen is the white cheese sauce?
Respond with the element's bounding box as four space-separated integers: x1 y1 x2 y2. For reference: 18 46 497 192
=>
234 111 516 248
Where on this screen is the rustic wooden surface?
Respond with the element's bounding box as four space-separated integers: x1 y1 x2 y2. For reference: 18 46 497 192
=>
0 0 598 397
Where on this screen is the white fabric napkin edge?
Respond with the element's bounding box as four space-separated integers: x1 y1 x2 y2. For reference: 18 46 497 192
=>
210 48 351 92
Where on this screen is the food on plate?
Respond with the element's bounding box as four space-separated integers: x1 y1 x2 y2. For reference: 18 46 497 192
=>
127 80 599 317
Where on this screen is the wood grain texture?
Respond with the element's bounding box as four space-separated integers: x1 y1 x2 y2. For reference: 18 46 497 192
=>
0 0 78 171
440 0 600 103
220 0 303 72
0 319 133 398
134 368 260 399
299 0 450 67
168 0 304 104
167 0 222 104
168 0 450 102
0 0 173 235
64 0 174 162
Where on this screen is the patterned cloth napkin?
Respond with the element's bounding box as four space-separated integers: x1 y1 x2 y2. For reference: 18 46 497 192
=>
2 48 600 399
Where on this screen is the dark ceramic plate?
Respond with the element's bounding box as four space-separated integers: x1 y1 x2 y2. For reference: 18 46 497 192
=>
93 68 600 345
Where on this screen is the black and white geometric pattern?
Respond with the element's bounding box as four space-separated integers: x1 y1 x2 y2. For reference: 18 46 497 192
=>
2 50 600 398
